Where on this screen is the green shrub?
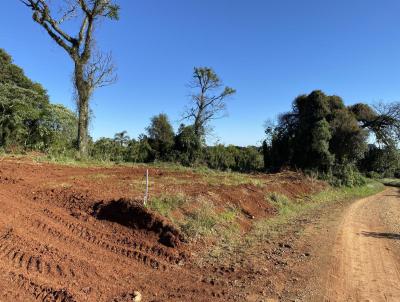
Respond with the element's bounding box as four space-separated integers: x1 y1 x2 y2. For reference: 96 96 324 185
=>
267 192 300 216
365 171 382 179
181 200 218 238
204 145 263 172
325 163 367 187
180 200 239 240
148 194 187 219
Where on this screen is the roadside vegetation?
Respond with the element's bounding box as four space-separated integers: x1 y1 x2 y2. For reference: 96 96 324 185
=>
252 180 384 241
142 174 384 261
147 194 240 241
211 179 384 260
380 178 400 187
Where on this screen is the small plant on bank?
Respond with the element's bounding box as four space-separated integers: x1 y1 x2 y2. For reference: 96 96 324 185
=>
147 193 187 219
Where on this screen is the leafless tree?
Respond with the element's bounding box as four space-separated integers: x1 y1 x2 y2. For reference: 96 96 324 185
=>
372 102 400 146
183 67 236 139
351 101 400 146
20 0 119 157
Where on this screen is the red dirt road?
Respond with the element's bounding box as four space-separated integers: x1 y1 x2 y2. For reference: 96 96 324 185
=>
323 188 400 302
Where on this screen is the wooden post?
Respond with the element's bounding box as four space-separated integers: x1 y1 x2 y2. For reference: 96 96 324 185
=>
144 169 149 206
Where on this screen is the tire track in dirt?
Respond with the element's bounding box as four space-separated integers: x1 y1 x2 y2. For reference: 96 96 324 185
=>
0 194 191 300
0 160 247 301
324 188 400 302
0 228 78 278
41 208 185 270
9 273 75 302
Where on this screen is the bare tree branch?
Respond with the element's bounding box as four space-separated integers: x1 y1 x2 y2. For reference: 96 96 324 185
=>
85 51 117 90
57 1 79 24
183 67 236 138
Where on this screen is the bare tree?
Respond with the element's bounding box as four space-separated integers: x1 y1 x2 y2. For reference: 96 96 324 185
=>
20 0 119 157
183 67 236 139
372 102 400 146
350 101 400 146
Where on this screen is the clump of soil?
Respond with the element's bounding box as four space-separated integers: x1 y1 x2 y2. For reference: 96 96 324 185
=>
93 199 184 248
110 291 142 302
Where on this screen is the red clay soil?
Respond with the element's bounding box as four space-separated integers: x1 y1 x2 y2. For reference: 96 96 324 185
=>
0 157 325 301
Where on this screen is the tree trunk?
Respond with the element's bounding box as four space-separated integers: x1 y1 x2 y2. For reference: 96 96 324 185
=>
194 95 204 138
74 61 90 158
77 96 89 158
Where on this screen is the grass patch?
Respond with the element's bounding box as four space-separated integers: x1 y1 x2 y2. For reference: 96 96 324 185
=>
181 200 219 238
268 192 302 216
180 200 240 240
88 173 112 180
149 163 264 187
380 178 400 187
250 180 384 241
148 195 241 242
147 194 187 220
204 173 265 187
193 167 265 187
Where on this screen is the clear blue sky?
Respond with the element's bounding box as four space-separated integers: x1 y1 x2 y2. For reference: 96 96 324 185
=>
1 1 400 146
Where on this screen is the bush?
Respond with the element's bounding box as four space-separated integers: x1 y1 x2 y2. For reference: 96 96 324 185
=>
365 171 382 179
148 194 187 219
174 124 202 166
204 145 236 171
204 145 263 172
323 163 367 187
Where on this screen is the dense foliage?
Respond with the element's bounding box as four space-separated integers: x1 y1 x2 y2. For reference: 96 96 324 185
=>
0 49 77 154
90 118 263 173
263 90 400 184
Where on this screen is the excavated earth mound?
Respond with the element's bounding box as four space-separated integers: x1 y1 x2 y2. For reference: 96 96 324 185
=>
93 199 184 248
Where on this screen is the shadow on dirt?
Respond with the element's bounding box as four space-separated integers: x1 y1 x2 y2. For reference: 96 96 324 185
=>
92 199 184 248
360 231 400 240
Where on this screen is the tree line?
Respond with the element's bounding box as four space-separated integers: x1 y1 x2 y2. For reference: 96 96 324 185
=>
5 0 400 185
90 116 263 173
2 46 399 183
0 47 262 172
90 67 262 173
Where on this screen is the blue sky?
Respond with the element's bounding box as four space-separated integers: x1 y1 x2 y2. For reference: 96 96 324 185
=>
1 0 400 146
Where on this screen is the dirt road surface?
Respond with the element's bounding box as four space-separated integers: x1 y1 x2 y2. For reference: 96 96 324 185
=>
323 188 400 302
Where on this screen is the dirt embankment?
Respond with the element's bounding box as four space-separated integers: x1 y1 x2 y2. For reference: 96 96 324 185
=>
0 157 326 301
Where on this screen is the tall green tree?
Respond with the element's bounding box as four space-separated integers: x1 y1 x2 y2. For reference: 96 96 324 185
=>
175 124 202 166
263 90 368 172
0 48 77 152
40 104 78 154
22 0 119 158
146 114 175 160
